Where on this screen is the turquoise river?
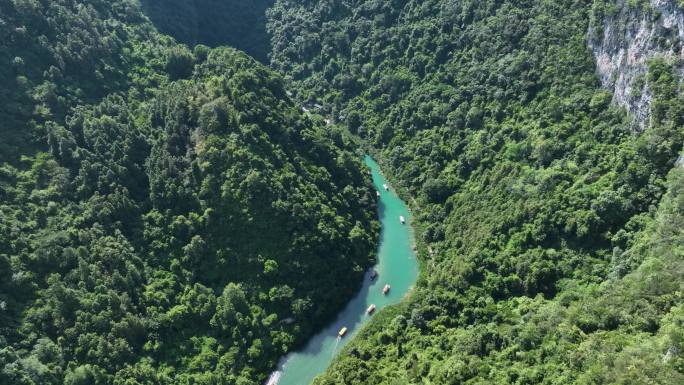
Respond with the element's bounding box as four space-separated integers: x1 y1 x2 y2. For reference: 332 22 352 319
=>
270 155 420 385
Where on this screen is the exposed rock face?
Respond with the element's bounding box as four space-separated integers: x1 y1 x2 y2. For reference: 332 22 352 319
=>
589 0 684 127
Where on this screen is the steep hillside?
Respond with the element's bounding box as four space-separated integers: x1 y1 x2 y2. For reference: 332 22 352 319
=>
0 1 376 384
139 0 274 62
590 0 684 126
266 0 684 383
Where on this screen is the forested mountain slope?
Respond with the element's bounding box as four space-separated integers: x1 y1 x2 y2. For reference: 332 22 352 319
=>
139 0 274 62
266 0 684 383
0 1 377 384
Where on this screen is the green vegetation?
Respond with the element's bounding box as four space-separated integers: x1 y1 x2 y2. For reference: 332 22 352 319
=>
266 0 684 383
139 0 274 62
3 0 684 383
0 1 377 384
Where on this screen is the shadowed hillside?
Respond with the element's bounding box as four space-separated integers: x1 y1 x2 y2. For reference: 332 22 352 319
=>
140 0 274 62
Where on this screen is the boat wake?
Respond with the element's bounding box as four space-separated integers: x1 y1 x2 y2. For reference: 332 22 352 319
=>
265 370 281 385
332 336 341 357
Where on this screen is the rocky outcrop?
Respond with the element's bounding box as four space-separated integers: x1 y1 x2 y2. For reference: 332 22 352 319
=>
589 0 684 127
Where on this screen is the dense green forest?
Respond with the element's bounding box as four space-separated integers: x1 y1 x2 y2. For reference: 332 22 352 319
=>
139 0 274 62
3 0 684 384
266 0 684 383
0 1 377 384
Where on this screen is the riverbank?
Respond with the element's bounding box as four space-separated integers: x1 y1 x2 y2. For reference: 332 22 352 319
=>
271 156 420 385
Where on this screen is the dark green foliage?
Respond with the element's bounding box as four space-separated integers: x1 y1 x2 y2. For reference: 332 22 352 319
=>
139 0 275 62
165 47 195 80
267 0 684 383
0 1 377 384
3 0 684 383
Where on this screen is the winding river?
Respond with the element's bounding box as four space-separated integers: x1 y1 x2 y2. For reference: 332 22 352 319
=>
271 155 420 385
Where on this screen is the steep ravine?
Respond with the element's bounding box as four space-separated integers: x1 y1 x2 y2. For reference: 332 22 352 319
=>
589 0 684 126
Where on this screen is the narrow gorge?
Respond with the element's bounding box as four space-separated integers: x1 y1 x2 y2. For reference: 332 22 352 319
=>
1 1 683 385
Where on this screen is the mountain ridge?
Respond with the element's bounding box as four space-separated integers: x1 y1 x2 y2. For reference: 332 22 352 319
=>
0 1 376 384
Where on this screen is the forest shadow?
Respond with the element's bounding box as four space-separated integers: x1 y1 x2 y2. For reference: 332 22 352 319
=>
139 0 275 63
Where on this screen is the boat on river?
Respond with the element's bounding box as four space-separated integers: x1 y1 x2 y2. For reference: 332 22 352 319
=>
376 190 380 197
400 215 405 224
272 156 420 385
338 327 348 337
367 304 376 315
383 284 390 295
383 183 389 191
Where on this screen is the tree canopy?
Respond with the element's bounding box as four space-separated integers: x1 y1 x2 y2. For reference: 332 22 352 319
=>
0 1 377 384
266 0 684 383
2 0 684 384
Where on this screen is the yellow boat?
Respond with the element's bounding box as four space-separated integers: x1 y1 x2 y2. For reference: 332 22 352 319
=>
338 327 348 337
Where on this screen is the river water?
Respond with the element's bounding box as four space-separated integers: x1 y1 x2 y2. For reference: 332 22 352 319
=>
271 155 419 385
